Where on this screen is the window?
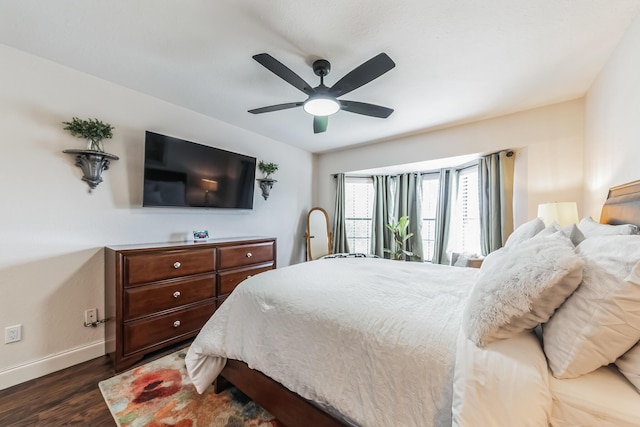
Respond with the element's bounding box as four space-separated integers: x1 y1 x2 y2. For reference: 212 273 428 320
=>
449 166 481 255
344 178 374 253
421 174 440 262
343 163 481 261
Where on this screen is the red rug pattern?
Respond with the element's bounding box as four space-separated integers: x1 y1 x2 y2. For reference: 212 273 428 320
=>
99 348 277 427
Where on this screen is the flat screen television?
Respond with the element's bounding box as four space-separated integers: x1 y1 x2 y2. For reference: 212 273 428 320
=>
143 131 256 209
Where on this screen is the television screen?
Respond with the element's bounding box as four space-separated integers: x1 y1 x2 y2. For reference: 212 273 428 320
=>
143 131 256 209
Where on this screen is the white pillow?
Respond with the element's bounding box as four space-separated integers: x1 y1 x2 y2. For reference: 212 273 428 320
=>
504 217 545 248
543 235 640 379
578 216 638 237
464 232 583 347
561 224 586 246
453 252 471 267
616 341 640 393
538 222 585 247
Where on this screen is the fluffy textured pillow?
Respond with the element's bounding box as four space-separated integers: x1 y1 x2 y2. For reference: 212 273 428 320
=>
504 217 545 248
464 232 583 347
578 216 638 237
616 341 640 393
543 235 640 379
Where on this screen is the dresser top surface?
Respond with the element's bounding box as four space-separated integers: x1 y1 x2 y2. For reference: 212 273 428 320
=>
106 236 275 252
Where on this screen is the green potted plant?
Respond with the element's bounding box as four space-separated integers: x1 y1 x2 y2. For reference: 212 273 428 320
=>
258 161 279 179
62 117 115 152
256 161 279 200
384 216 414 260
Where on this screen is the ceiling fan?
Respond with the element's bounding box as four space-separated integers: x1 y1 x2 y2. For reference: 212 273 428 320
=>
248 52 396 134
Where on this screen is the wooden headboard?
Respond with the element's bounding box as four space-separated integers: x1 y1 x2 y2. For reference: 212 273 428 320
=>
600 180 640 227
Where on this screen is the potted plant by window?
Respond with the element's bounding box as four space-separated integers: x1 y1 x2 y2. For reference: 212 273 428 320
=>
256 161 279 200
62 117 119 191
384 216 415 260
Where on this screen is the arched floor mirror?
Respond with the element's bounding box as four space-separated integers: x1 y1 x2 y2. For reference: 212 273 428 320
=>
305 207 333 261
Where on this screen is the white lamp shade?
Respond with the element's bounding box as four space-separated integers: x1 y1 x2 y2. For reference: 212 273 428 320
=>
537 202 579 227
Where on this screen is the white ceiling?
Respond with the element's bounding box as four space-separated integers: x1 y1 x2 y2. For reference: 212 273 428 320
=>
1 1 639 154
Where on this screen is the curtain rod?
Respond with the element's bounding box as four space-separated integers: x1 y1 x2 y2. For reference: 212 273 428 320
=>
333 149 514 178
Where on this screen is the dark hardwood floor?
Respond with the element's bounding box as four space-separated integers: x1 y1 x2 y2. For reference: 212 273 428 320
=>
0 341 192 426
0 355 115 426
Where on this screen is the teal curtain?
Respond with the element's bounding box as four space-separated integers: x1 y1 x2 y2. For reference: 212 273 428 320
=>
479 151 515 255
332 173 350 254
395 173 424 261
432 168 456 264
370 175 393 257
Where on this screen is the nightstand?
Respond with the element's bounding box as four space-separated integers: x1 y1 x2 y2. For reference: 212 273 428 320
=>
467 258 484 269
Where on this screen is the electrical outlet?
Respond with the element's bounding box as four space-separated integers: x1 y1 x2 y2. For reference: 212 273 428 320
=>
85 308 97 326
5 325 22 344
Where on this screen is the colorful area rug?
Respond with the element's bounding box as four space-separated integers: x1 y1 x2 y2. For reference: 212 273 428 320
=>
98 348 277 427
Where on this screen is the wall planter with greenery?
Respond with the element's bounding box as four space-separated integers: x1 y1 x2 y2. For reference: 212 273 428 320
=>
256 161 279 200
62 117 118 191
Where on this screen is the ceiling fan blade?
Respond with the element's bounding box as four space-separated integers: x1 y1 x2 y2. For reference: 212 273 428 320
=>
253 53 315 96
313 115 328 134
340 100 394 118
248 102 303 114
329 53 395 98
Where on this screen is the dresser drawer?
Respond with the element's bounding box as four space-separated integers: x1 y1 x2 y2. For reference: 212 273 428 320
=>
123 302 216 356
218 263 274 296
123 274 216 320
125 249 215 286
218 242 274 269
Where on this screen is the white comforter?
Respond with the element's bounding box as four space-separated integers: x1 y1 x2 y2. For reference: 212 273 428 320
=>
186 258 551 426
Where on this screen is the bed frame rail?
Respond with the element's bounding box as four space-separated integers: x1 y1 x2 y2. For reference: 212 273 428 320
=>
218 360 349 427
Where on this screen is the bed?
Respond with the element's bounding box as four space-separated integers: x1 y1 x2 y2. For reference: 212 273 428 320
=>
185 180 640 427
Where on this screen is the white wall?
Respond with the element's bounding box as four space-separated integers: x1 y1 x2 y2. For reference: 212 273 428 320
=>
0 44 313 389
316 100 585 227
584 13 640 218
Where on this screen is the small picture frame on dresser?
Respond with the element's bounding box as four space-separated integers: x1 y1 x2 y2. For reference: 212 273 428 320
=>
193 230 209 242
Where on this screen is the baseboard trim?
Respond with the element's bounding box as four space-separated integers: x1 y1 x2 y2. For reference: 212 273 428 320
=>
0 340 105 391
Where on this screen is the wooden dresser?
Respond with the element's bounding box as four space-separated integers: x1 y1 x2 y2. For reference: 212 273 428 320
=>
105 237 276 372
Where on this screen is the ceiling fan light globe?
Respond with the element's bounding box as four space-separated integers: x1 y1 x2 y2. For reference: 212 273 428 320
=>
303 97 340 116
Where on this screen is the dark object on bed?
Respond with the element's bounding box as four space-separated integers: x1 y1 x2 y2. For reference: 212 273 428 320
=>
216 179 640 427
323 252 377 258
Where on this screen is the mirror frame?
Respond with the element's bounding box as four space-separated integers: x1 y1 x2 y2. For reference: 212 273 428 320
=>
304 207 333 261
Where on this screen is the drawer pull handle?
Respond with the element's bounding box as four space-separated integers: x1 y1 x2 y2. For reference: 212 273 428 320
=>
173 320 181 328
173 291 181 298
173 261 181 269
246 252 252 258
